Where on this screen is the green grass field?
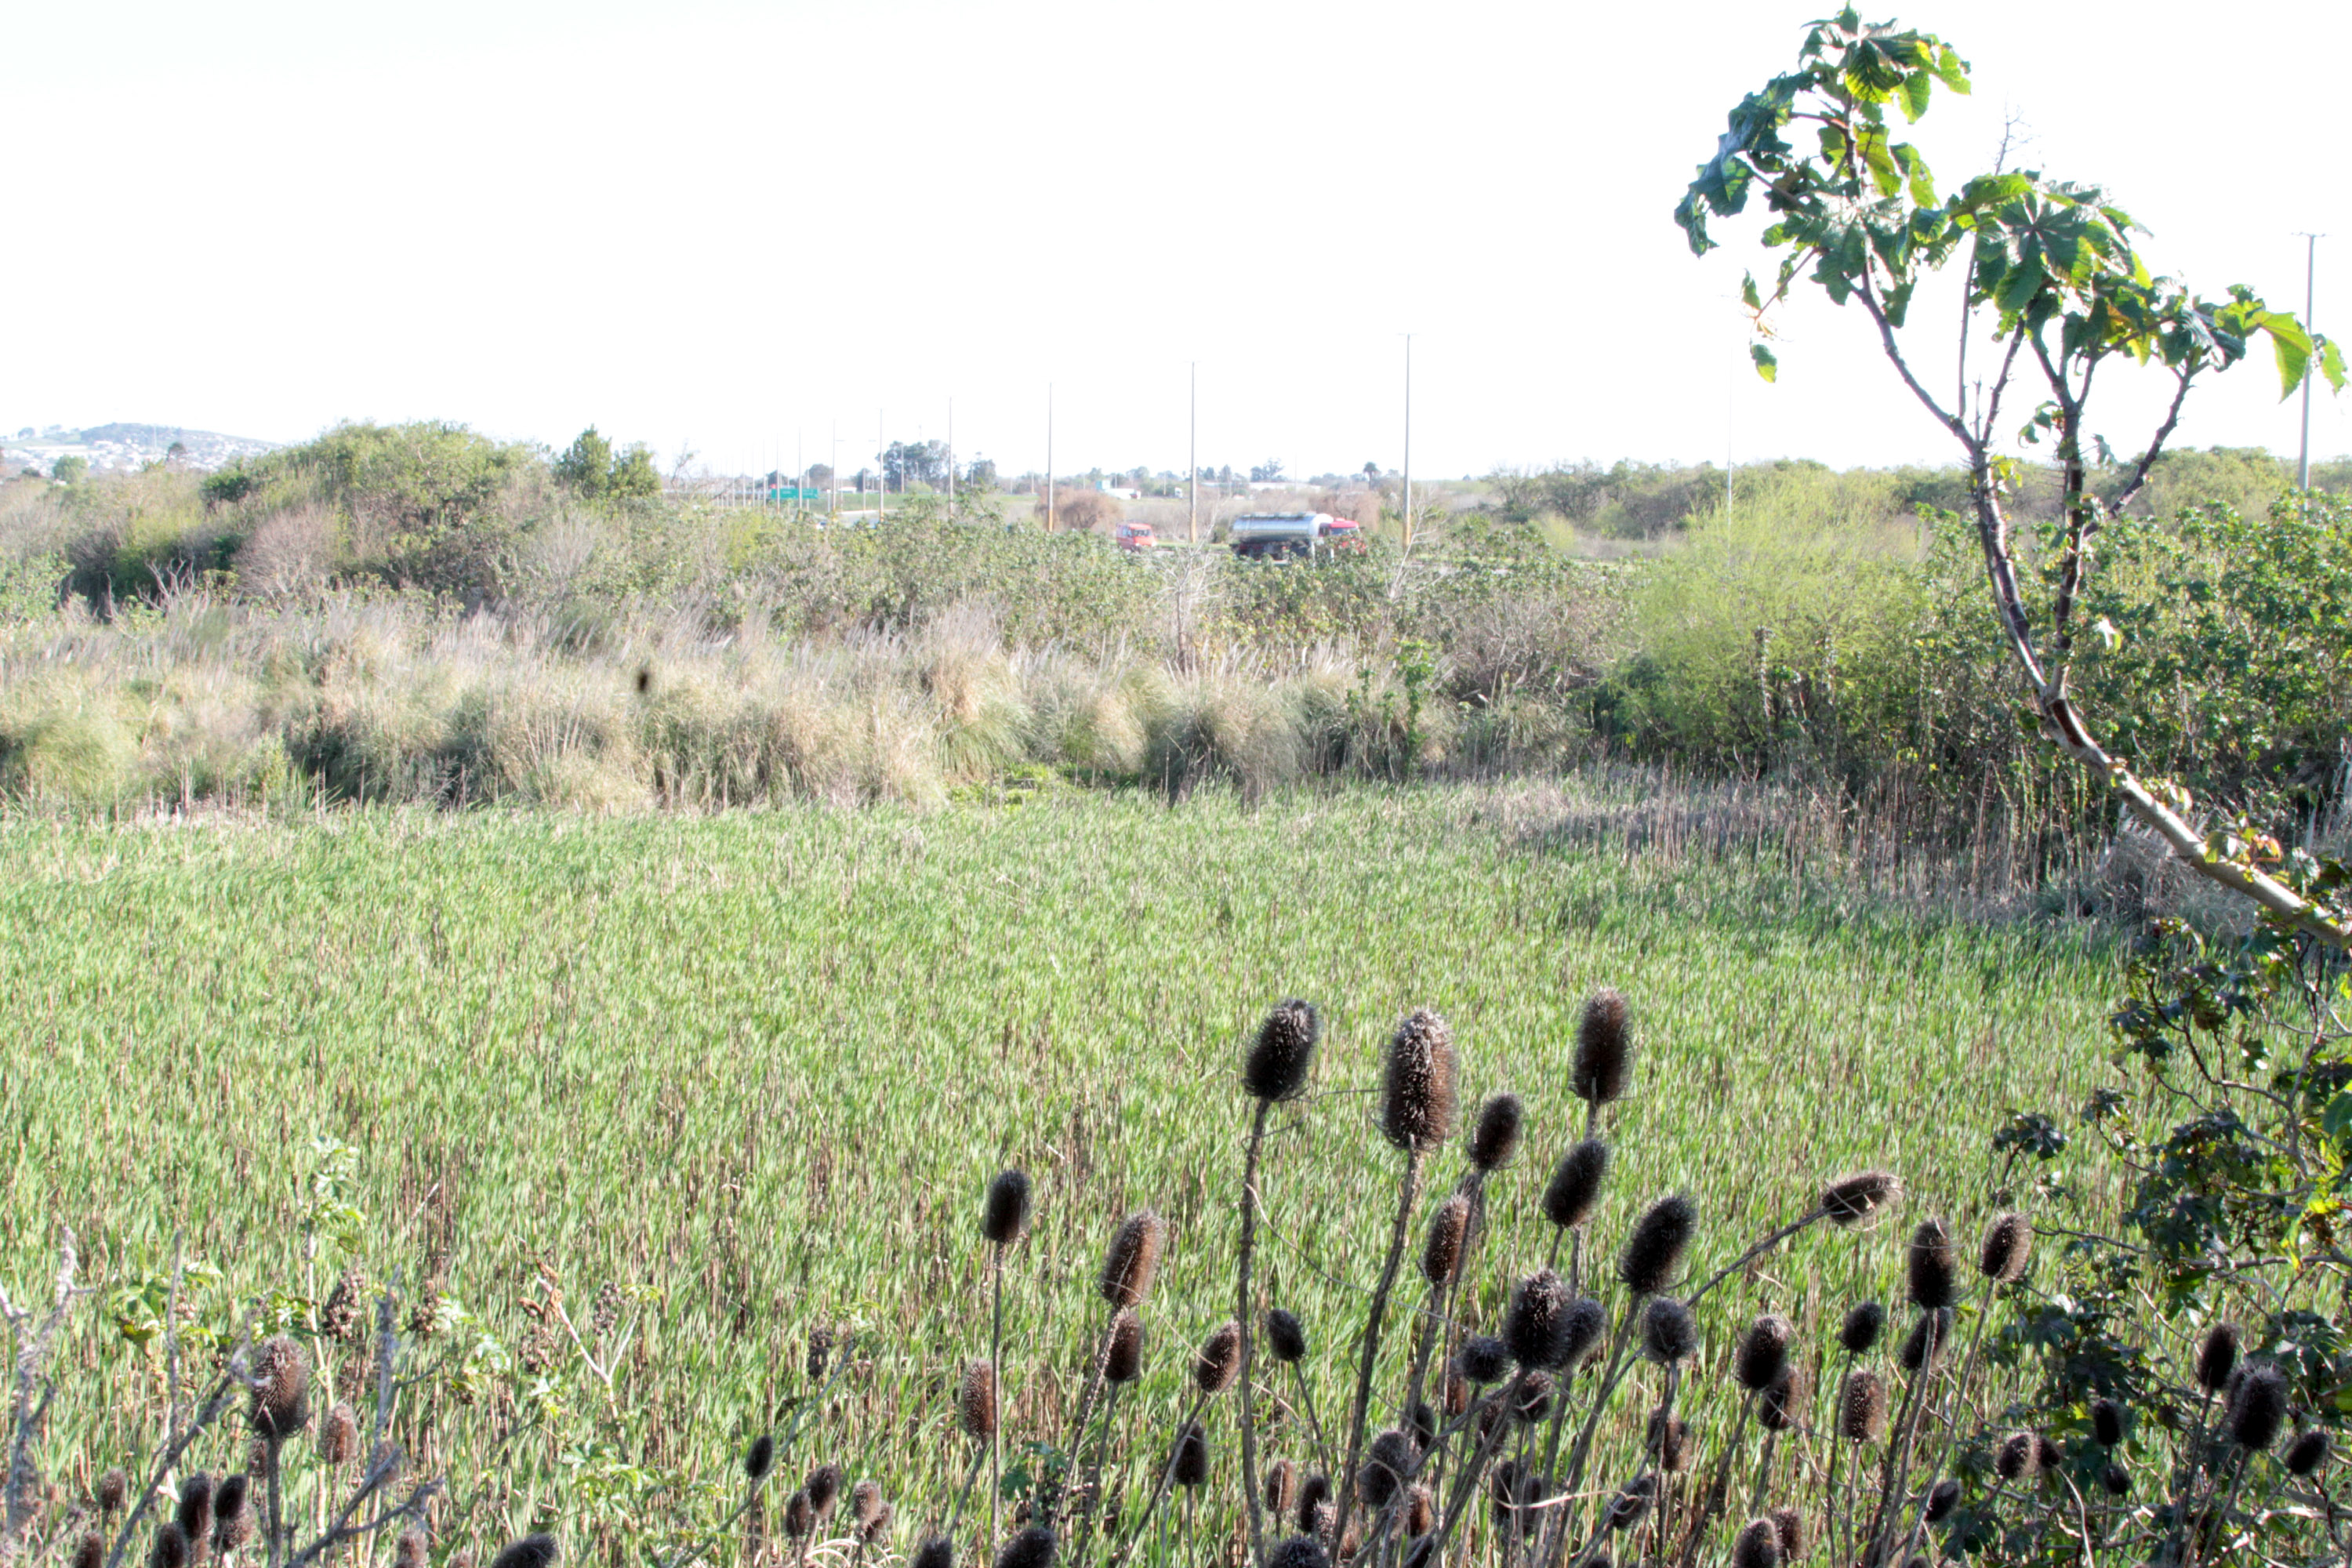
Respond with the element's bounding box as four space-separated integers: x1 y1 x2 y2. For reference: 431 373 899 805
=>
0 782 2129 1552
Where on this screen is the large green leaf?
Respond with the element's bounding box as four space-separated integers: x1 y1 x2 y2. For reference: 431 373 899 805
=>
1751 343 1780 382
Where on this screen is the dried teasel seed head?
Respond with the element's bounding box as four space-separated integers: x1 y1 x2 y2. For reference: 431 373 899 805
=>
1818 1171 1902 1229
74 1533 103 1568
1359 1429 1416 1507
1730 1518 1780 1568
1994 1432 2041 1483
176 1473 214 1544
1469 1094 1525 1172
1443 1368 1469 1419
2100 1461 2129 1497
1105 1308 1145 1385
213 1474 249 1527
1735 1315 1795 1393
1486 1461 1523 1532
2228 1363 2289 1452
2091 1398 2124 1448
394 1528 430 1568
783 1490 815 1538
1573 989 1632 1105
1559 1297 1607 1369
1404 1483 1436 1540
1769 1505 1806 1560
959 1360 999 1443
858 1506 895 1552
1642 1298 1697 1365
1098 1211 1167 1309
1512 1371 1556 1425
1504 1269 1572 1370
1195 1321 1243 1396
993 1527 1055 1568
1906 1218 1955 1311
804 1463 844 1518
1244 1000 1321 1102
1542 1139 1609 1230
1603 1474 1655 1532
1264 1308 1306 1365
249 1335 311 1441
2287 1428 2331 1477
1899 1308 1953 1374
320 1402 360 1466
1171 1421 1210 1488
96 1468 128 1515
149 1523 190 1568
1458 1335 1509 1385
1758 1370 1802 1432
1265 1537 1329 1568
321 1263 368 1343
1381 1009 1459 1152
912 1537 954 1568
746 1433 776 1482
1979 1211 2031 1283
851 1479 885 1531
982 1171 1033 1247
1648 1413 1690 1472
1838 1301 1886 1356
1619 1194 1696 1297
1923 1478 1962 1521
806 1326 837 1382
1265 1457 1300 1518
1421 1196 1471 1289
1840 1370 1887 1443
1296 1472 1333 1537
2034 1434 2063 1473
1406 1399 1438 1456
2196 1322 2241 1394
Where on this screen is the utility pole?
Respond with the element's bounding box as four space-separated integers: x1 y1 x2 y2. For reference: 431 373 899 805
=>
1189 361 1198 544
1046 383 1055 532
946 397 956 513
2297 233 2325 490
1400 334 1414 554
878 408 886 517
796 430 803 516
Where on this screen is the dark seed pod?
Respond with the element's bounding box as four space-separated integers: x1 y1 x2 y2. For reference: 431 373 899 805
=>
1899 1308 1953 1374
1759 1370 1801 1432
1421 1196 1471 1289
1244 1000 1321 1102
2035 1435 2064 1474
176 1473 214 1544
1994 1432 2040 1483
1730 1518 1780 1568
858 1502 894 1548
1195 1321 1243 1396
1381 1009 1459 1152
319 1403 359 1465
249 1335 311 1440
1923 1478 1960 1520
97 1469 128 1515
1979 1212 2031 1283
807 1327 836 1381
1486 1461 1524 1534
784 1491 815 1538
1839 1301 1886 1356
1099 1211 1167 1308
1265 1308 1306 1365
746 1433 776 1483
1769 1505 1806 1560
1648 1413 1690 1472
1907 1219 1955 1311
1406 1399 1437 1455
982 1170 1033 1246
488 1539 560 1568
959 1360 999 1443
994 1526 1055 1568
1105 1308 1145 1384
391 1527 429 1568
1443 1369 1469 1420
1504 1269 1572 1370
1642 1298 1697 1364
1840 1370 1887 1443
1469 1094 1525 1172
2101 1461 2129 1497
851 1479 885 1532
1619 1195 1696 1296
1542 1140 1610 1229
1559 1297 1607 1370
2287 1428 2331 1476
1458 1335 1509 1385
213 1474 248 1527
74 1533 103 1568
1265 1457 1300 1519
1404 1484 1436 1539
1604 1474 1655 1532
1572 989 1632 1105
1736 1315 1795 1393
913 1538 954 1568
1171 1420 1210 1487
149 1525 189 1568
805 1463 844 1518
2196 1323 2241 1395
1297 1473 1333 1537
1265 1537 1329 1568
1359 1429 1415 1508
2090 1399 2123 1448
2228 1364 2289 1451
1512 1371 1556 1425
1819 1171 1902 1229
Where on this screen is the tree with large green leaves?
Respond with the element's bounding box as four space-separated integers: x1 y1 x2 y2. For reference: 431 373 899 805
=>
1677 6 2350 944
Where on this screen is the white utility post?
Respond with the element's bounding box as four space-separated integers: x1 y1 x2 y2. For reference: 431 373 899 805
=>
2297 233 2325 490
1401 334 1414 553
1046 383 1055 532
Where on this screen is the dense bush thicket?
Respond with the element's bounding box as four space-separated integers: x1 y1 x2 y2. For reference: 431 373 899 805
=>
1 423 2346 875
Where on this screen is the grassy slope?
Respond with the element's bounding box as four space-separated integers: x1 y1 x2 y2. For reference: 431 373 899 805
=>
0 785 2122 1543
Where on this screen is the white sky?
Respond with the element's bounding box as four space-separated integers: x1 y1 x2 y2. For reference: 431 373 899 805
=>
7 0 2349 479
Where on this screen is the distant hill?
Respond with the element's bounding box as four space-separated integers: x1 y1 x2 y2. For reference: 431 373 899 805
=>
2 422 280 474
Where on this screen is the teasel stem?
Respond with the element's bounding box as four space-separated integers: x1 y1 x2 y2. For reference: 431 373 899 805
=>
1429 1372 1526 1562
1685 1211 1824 1306
1748 1428 1777 1519
1076 1381 1126 1557
1572 1359 1677 1568
1678 1388 1752 1568
1045 1322 1119 1530
1537 1297 1645 1566
1237 1098 1273 1568
1333 1145 1427 1552
990 1243 1006 1553
949 1446 988 1542
1287 1359 1333 1477
1889 1283 2001 1568
1823 1352 1859 1568
1106 1392 1208 1568
1864 1310 1943 1566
